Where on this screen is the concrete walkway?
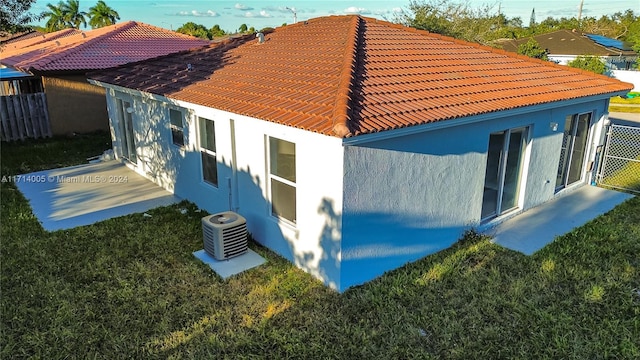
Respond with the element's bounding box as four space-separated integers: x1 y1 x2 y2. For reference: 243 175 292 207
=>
488 186 634 255
16 161 181 231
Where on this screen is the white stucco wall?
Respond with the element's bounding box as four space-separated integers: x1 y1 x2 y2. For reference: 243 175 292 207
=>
103 88 345 290
102 84 611 292
339 101 609 290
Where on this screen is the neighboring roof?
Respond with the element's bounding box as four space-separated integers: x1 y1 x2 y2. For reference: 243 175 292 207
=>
0 21 211 73
497 30 638 57
89 16 633 138
0 67 34 80
0 30 46 45
584 34 634 51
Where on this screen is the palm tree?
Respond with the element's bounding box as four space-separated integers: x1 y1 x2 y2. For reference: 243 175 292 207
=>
43 1 68 32
62 0 87 29
88 1 120 28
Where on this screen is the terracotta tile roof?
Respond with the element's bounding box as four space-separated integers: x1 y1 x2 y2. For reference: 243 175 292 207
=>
1 28 80 49
0 30 47 45
497 29 638 57
88 16 633 138
0 21 210 73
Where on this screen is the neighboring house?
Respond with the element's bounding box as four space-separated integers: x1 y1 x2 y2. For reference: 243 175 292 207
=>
0 29 46 45
0 22 209 137
497 29 638 70
88 16 632 292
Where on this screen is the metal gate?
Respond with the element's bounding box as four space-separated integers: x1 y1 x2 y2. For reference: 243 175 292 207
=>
597 123 640 193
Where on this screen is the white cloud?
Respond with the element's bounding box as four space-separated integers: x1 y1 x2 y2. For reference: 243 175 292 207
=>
240 10 272 18
235 3 253 11
344 6 370 15
172 9 220 17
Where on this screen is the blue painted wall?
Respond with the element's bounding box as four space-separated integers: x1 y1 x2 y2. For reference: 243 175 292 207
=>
339 101 608 290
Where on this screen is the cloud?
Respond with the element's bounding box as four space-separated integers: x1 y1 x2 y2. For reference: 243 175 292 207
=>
235 3 253 11
544 7 580 18
172 10 220 17
239 10 272 18
344 6 371 15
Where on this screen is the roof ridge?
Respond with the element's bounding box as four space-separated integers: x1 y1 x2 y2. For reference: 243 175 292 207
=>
331 15 361 138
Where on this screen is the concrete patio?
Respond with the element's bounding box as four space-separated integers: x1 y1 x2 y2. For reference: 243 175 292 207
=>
15 160 266 278
487 185 634 255
16 160 181 231
16 161 633 262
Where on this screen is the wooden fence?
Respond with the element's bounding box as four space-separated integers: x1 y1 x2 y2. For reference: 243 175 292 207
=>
0 93 52 142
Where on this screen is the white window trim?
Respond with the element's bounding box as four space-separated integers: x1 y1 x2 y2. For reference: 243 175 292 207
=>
169 107 186 147
266 135 297 226
481 125 531 222
197 117 218 188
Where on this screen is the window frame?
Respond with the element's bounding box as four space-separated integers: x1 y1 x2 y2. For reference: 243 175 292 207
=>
169 108 186 147
481 126 530 222
267 136 297 225
198 116 218 187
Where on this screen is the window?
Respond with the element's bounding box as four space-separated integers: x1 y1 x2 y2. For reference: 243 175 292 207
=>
556 112 591 191
169 108 185 146
198 117 218 186
268 137 296 223
481 127 529 220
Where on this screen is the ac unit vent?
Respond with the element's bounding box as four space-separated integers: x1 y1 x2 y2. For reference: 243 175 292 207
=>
201 211 248 260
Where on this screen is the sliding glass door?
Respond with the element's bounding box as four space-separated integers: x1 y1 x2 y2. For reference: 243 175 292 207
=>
481 127 529 220
556 112 591 190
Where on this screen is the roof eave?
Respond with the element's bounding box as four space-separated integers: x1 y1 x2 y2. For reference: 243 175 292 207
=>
342 91 630 146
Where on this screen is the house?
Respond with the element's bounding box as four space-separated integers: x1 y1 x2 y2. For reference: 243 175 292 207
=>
497 29 638 71
0 22 210 138
87 16 633 292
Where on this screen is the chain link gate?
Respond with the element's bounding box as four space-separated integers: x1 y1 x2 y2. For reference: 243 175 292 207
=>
597 123 640 193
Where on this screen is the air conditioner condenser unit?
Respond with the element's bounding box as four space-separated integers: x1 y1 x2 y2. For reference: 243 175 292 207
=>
201 211 248 260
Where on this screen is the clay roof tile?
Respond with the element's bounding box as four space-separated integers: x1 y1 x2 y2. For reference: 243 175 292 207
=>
87 15 633 138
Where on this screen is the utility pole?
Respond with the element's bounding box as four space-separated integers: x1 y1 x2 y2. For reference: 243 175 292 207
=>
577 0 584 22
285 7 297 24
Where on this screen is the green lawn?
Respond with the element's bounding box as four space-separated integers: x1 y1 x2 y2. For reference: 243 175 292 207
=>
2 134 639 359
610 93 640 113
610 93 640 105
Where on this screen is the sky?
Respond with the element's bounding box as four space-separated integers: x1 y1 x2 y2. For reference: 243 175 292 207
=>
31 0 638 33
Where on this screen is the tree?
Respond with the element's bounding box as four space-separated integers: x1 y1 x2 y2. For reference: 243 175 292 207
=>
401 0 515 45
88 0 119 28
568 55 607 75
0 0 41 33
62 0 87 29
209 24 226 37
238 23 248 33
517 38 548 60
43 1 68 31
176 22 210 39
529 8 536 28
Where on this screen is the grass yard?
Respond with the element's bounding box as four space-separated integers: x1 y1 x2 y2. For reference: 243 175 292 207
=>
610 93 640 113
2 134 639 359
610 93 640 105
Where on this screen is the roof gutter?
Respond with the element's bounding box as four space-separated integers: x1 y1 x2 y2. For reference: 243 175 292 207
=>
342 91 630 146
